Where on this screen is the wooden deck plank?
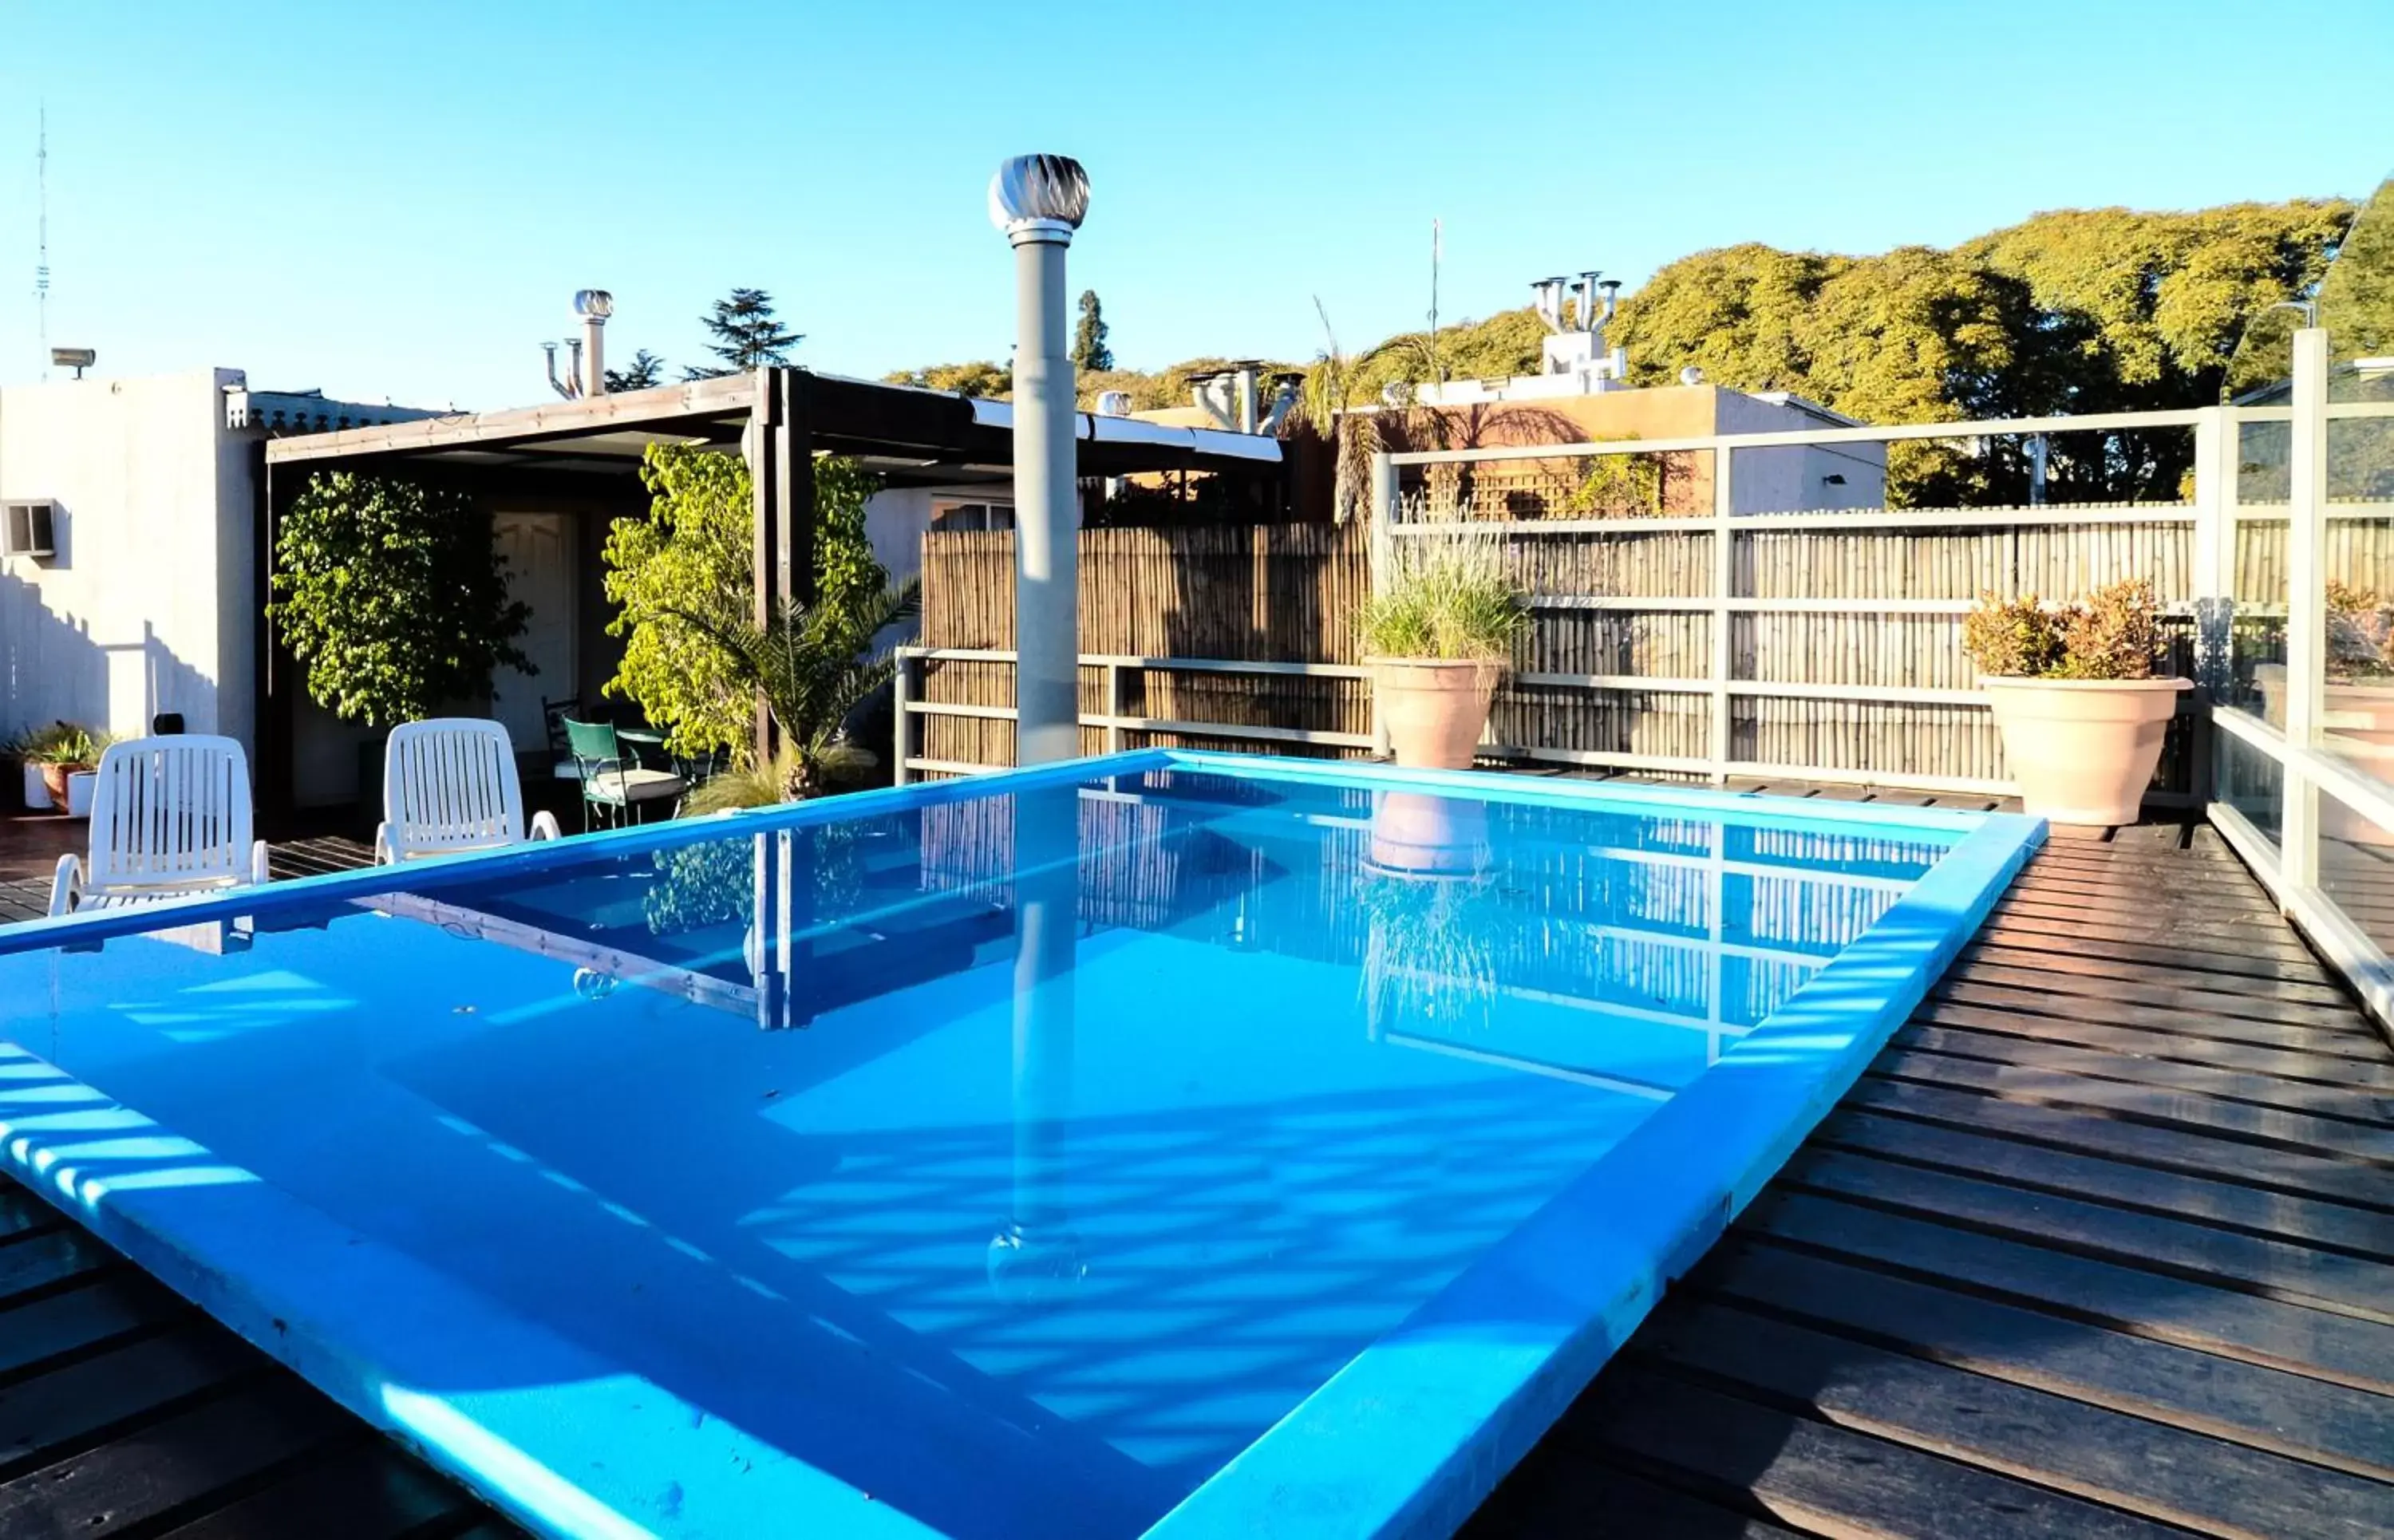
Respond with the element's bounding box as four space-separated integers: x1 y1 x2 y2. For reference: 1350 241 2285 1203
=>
1559 1363 2187 1539
152 1439 482 1540
1689 1238 2394 1482
1460 1455 1810 1539
1815 1107 2394 1261
1932 977 2375 1046
1891 1024 2394 1126
1938 962 2368 1032
0 1378 351 1537
1872 1044 2394 1165
1780 1147 2394 1323
1969 916 2333 983
1747 1188 2394 1392
1960 941 2350 1008
1634 1297 2394 1539
1917 997 2391 1074
1847 1074 2394 1213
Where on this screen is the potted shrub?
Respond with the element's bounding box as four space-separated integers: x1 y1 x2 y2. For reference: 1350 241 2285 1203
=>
11 722 108 814
1965 579 2190 826
1358 531 1531 770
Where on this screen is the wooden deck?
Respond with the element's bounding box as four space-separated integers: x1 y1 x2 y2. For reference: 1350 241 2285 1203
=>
0 815 2389 1536
1467 821 2394 1540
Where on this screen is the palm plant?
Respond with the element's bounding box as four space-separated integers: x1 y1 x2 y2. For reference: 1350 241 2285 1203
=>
667 580 920 801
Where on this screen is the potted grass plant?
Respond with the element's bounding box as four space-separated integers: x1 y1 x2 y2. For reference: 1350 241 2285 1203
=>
1965 578 2189 826
1359 530 1531 770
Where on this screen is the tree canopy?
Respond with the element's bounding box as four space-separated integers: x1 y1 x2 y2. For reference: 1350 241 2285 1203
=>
883 195 2357 504
883 359 1012 398
1072 289 1113 372
604 348 668 393
685 287 803 379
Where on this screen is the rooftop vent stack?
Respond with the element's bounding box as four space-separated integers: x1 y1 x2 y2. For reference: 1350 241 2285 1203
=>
1531 277 1566 334
1235 365 1259 435
1578 272 1604 334
1600 278 1621 323
574 289 614 397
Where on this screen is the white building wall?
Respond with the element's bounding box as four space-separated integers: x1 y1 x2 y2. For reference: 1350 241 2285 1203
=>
1713 392 1888 513
0 368 254 753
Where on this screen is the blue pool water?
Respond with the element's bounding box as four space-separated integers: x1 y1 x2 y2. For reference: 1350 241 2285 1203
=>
0 753 2032 1539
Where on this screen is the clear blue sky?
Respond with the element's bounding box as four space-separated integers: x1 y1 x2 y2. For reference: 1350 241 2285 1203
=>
3 1 2389 410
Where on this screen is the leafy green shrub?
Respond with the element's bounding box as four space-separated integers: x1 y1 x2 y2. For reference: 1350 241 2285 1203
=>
1357 530 1530 662
2056 578 2165 680
604 445 895 767
270 472 531 726
603 446 757 761
1962 579 2163 681
1960 594 2064 677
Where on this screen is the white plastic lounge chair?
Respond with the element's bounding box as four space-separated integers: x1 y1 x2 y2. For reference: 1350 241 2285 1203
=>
376 717 562 863
49 735 271 916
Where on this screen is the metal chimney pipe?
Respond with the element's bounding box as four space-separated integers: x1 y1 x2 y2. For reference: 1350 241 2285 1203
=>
1236 365 1258 435
1600 278 1622 323
574 289 614 396
1579 271 1603 334
989 154 1090 767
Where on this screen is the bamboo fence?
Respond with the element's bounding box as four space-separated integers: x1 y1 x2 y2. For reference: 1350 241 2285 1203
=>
907 505 2394 790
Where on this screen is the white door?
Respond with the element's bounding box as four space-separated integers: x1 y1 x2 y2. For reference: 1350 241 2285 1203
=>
492 513 576 751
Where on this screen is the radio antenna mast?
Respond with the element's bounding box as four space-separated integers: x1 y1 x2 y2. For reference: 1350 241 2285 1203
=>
35 104 50 379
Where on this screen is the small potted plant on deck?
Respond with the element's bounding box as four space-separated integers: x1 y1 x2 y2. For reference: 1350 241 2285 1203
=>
1359 530 1531 771
10 722 109 815
1965 578 2190 826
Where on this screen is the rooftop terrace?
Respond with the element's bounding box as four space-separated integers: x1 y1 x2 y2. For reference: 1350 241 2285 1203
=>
0 787 2381 1540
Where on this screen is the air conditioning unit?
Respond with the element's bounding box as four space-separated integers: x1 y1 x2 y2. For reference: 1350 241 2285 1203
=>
2 501 56 560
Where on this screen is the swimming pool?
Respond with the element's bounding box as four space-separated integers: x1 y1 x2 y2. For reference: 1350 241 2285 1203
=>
0 750 2039 1538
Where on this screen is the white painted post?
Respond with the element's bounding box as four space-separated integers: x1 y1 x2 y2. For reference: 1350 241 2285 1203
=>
892 650 914 787
2189 409 2234 698
1104 660 1123 754
2283 328 2329 890
1369 451 1396 760
990 156 1089 768
1709 440 1735 783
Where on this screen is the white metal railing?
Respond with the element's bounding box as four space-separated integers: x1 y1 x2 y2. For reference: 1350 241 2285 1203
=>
2194 335 2394 1037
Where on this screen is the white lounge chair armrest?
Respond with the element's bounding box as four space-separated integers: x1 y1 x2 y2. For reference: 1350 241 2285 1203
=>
373 821 394 865
48 853 83 918
250 839 272 886
529 811 561 843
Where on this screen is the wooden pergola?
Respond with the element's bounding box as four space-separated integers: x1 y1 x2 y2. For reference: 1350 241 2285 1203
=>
255 365 1286 809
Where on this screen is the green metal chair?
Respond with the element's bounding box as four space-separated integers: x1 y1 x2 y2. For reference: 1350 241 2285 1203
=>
563 719 687 831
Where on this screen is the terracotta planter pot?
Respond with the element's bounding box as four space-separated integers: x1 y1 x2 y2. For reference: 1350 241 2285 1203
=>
1369 658 1501 770
1981 677 2191 826
37 762 89 807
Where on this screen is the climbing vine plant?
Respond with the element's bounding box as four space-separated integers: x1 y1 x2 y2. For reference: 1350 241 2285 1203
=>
269 472 531 728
